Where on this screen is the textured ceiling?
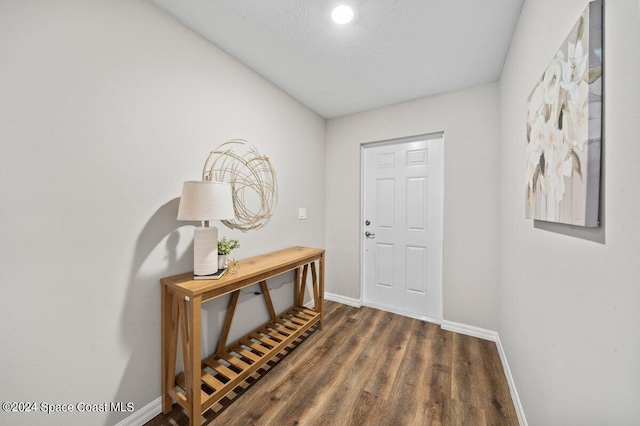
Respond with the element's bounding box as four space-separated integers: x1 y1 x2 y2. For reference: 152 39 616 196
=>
151 0 524 119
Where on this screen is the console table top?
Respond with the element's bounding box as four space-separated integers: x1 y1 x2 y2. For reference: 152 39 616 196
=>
161 246 324 299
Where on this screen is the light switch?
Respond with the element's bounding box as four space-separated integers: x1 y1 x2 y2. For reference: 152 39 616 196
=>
298 207 307 220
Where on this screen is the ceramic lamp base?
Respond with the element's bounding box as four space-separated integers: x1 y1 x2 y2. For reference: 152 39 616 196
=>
193 226 218 276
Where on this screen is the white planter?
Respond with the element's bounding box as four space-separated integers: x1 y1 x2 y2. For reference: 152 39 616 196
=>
218 254 227 270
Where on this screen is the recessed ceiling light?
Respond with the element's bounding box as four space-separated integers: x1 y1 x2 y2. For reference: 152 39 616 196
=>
332 5 354 24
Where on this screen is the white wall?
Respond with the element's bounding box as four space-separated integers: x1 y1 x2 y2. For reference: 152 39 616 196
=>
499 0 640 423
0 1 324 425
325 84 501 330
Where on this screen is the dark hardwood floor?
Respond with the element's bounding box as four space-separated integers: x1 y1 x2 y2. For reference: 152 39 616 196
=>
147 301 518 425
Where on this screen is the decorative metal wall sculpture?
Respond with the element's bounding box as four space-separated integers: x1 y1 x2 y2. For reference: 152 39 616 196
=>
203 139 278 232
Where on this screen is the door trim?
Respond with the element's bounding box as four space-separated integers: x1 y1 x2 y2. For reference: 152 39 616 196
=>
359 132 444 323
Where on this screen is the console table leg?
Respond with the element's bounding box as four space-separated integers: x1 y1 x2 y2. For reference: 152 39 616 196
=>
311 262 319 310
319 254 325 329
299 264 309 306
293 267 300 308
260 281 277 321
217 291 240 354
161 286 175 413
187 295 202 426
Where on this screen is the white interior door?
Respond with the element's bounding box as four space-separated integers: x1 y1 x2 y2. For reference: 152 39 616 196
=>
362 135 443 321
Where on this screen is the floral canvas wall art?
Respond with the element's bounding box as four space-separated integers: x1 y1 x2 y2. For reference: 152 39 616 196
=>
525 0 602 227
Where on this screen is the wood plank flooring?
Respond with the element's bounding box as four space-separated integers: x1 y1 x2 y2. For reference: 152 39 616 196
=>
147 301 518 425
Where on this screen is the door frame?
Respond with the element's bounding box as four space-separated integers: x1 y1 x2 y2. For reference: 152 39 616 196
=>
359 132 445 324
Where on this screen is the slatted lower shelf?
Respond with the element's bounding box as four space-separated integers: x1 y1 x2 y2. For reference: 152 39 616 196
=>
172 306 320 414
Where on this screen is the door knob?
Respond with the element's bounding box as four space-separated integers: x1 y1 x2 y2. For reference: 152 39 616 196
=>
365 231 375 239
365 220 371 226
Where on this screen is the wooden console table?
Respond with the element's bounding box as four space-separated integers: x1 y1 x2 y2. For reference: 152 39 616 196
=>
161 246 325 425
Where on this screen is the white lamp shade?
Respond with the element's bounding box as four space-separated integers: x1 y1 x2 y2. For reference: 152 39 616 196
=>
177 181 235 221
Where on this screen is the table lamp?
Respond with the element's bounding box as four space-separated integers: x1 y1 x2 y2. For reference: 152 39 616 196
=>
177 181 235 278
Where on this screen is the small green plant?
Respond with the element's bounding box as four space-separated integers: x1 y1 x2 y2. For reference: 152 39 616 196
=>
218 237 240 255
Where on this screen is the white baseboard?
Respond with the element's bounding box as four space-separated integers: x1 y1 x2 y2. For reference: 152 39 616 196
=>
440 320 498 341
323 293 442 325
113 396 161 426
324 292 362 308
440 320 526 426
495 335 528 426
